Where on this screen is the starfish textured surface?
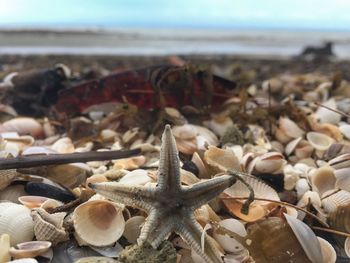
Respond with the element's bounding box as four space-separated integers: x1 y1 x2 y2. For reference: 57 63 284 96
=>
90 125 237 263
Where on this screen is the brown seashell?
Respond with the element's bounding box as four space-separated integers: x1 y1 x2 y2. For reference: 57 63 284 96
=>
254 152 285 174
113 156 146 170
31 208 68 245
191 152 209 179
123 216 145 244
9 241 51 259
0 169 17 190
327 204 350 233
310 166 336 197
204 146 240 174
222 198 266 222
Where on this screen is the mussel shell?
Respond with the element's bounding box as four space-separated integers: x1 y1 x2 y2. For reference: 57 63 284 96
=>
24 182 75 202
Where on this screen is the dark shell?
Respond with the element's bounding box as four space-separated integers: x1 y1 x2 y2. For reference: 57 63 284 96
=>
24 182 75 202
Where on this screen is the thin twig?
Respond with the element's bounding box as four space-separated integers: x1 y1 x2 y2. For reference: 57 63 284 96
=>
0 148 141 170
312 226 350 238
315 102 350 118
221 196 329 228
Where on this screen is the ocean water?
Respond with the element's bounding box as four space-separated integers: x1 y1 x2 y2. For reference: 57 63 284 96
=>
1 27 350 57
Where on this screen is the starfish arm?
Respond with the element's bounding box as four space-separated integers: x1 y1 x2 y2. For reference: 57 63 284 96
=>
138 209 176 248
182 175 236 210
176 214 223 263
89 182 156 211
157 125 181 192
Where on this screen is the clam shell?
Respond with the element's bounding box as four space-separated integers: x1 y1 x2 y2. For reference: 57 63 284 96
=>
86 174 108 190
203 146 240 173
0 202 34 246
307 132 334 151
73 200 125 247
254 152 285 174
317 237 336 263
321 190 350 213
310 166 336 197
203 116 234 137
339 124 350 140
47 163 90 188
51 137 75 153
1 117 43 138
0 169 17 190
172 125 197 140
327 204 350 233
284 213 323 263
222 199 266 222
285 137 302 156
0 234 11 263
123 216 145 244
194 205 210 226
0 184 27 203
191 152 209 179
112 156 146 170
345 237 350 258
31 208 68 245
118 169 152 185
212 219 247 253
9 241 51 259
279 117 305 139
315 98 341 124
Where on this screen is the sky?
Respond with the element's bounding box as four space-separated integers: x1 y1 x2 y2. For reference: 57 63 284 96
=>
0 0 350 30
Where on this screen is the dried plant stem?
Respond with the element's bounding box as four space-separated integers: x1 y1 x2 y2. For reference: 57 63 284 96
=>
221 196 329 228
312 226 350 238
0 148 141 170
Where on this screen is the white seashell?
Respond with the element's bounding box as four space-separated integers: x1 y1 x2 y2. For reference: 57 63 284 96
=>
31 208 68 245
73 200 125 247
297 191 321 208
8 259 38 263
51 137 75 153
0 233 11 263
118 169 152 185
310 166 336 197
283 164 302 190
284 213 323 263
9 241 51 259
285 137 302 156
321 190 350 213
1 118 43 138
172 125 197 140
194 205 210 226
317 237 336 263
100 129 117 142
307 132 334 151
270 140 284 153
212 219 247 253
315 98 341 124
18 196 49 209
295 178 310 199
339 124 350 140
122 216 145 244
0 202 34 246
294 140 314 160
334 168 350 192
228 145 243 163
203 117 234 137
22 146 56 156
279 117 305 139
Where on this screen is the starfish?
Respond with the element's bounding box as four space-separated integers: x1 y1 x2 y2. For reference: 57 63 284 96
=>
90 125 238 263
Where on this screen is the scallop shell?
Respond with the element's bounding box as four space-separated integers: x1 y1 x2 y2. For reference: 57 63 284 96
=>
317 237 336 263
73 200 125 247
31 208 68 245
0 202 34 246
123 216 145 244
328 153 350 169
0 234 11 263
310 166 336 197
9 241 51 259
334 168 350 192
0 169 17 190
307 132 334 151
203 146 240 173
212 219 247 253
321 190 350 213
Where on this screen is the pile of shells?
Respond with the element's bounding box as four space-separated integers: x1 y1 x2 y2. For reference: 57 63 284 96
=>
1 63 350 263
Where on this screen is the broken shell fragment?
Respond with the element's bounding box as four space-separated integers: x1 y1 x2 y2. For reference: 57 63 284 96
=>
1 117 43 138
317 237 336 263
0 169 17 190
0 233 11 263
73 200 125 247
203 146 240 173
9 241 51 259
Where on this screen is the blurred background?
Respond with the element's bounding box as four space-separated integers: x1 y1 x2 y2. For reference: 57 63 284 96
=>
0 0 350 57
